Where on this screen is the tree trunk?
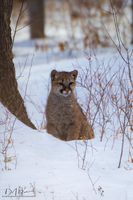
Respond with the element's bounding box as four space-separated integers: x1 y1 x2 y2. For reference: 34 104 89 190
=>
27 0 45 39
112 0 124 9
0 0 36 129
131 0 133 44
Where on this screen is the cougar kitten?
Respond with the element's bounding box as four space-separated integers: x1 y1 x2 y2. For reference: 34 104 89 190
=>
46 70 94 141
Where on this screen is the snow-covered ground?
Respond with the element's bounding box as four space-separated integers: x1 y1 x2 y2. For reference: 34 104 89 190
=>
0 39 133 200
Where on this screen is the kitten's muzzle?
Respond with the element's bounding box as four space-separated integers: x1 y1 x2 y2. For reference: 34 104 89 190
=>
59 82 73 96
60 86 72 96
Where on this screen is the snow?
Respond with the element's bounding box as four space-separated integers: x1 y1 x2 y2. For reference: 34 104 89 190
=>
0 40 133 200
1 124 133 200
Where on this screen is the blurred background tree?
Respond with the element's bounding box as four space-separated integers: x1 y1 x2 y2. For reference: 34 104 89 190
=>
11 0 132 49
27 0 45 38
13 0 45 39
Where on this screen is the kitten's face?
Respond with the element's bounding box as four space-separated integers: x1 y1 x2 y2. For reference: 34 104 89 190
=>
51 70 78 97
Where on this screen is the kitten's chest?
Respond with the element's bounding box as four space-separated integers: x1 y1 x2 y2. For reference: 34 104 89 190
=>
55 99 74 114
56 102 75 124
50 95 76 117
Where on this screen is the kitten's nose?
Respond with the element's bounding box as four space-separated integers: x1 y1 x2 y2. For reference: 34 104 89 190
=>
63 89 71 95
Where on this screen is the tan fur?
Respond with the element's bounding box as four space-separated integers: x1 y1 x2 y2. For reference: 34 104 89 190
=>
46 70 94 141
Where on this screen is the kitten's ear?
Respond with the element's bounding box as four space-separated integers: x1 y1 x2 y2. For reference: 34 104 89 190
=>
51 70 57 81
71 70 78 79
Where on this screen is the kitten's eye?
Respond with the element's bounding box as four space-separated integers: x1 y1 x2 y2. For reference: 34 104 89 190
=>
58 82 63 86
69 82 74 85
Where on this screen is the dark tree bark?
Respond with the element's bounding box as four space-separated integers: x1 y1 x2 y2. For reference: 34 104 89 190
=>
0 0 36 129
27 0 45 39
131 0 133 44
